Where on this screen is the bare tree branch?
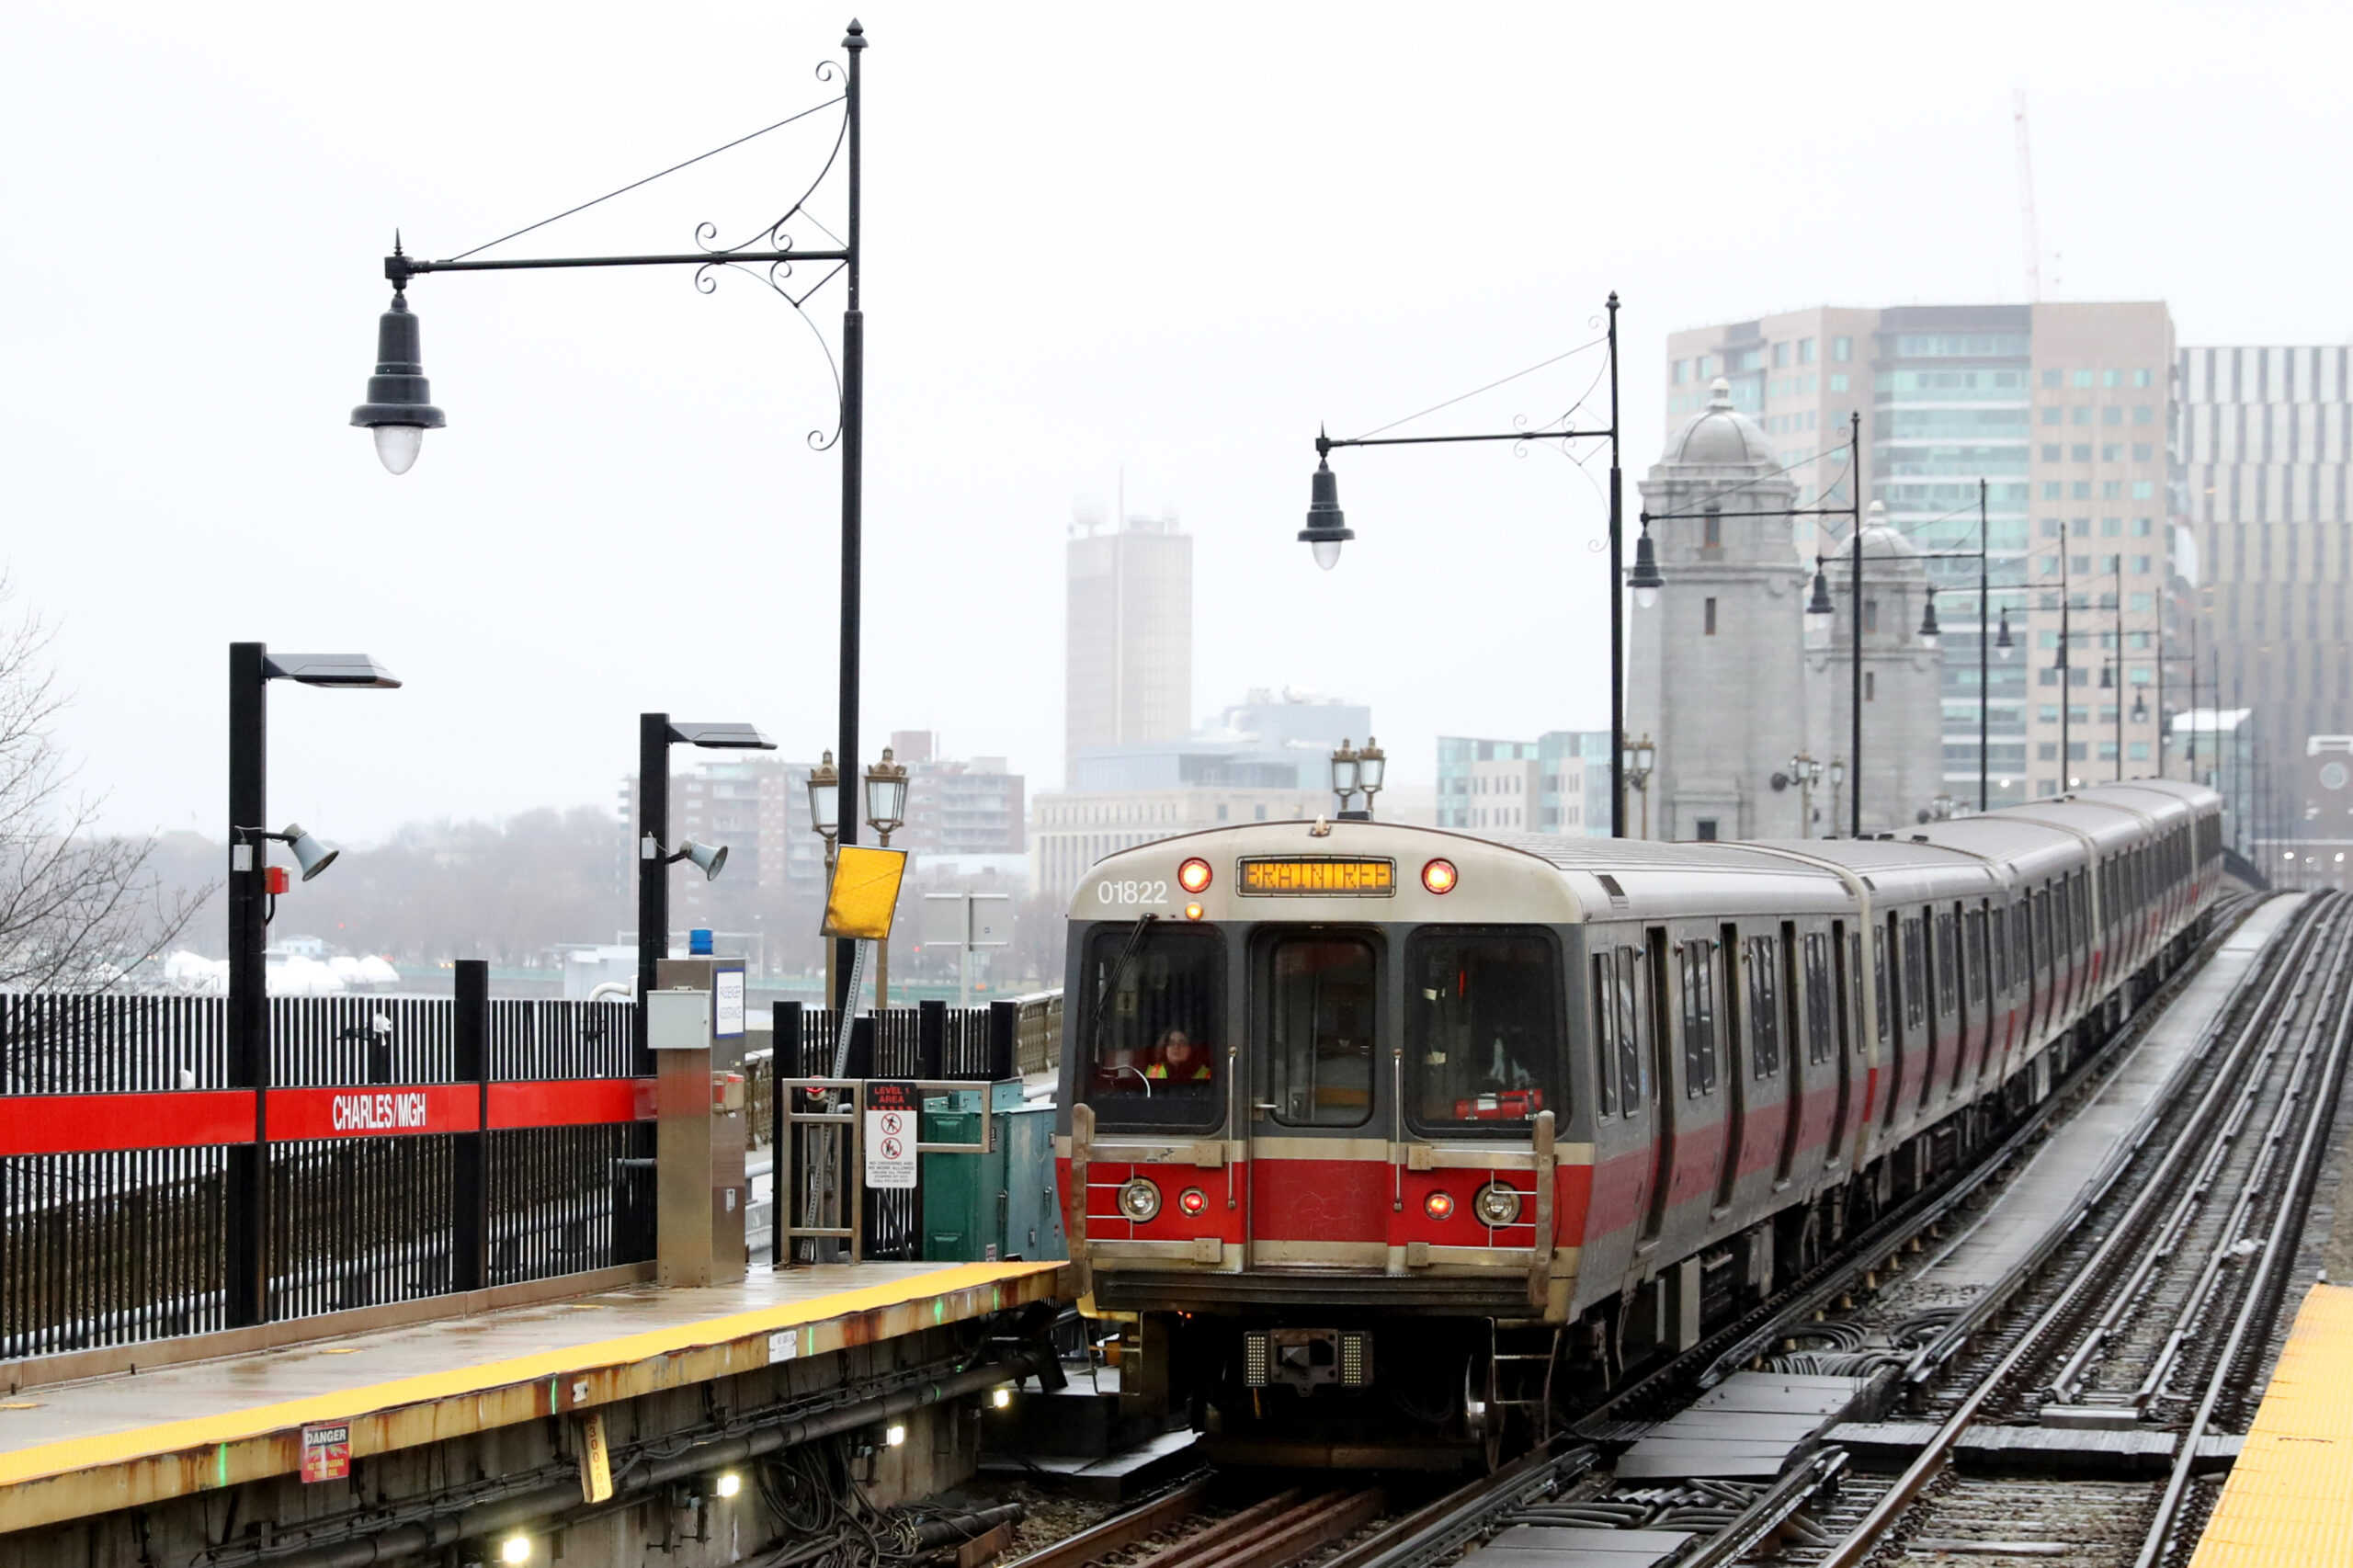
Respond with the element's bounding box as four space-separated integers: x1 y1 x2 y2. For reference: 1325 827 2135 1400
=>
0 574 215 994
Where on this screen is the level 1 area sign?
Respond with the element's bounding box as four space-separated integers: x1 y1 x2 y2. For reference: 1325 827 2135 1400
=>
863 1080 919 1189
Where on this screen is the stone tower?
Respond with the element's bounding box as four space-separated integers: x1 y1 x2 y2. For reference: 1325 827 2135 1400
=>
1628 380 1810 841
1806 501 1949 834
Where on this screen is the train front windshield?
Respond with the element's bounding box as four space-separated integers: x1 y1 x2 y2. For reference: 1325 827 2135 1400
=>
1078 922 1224 1130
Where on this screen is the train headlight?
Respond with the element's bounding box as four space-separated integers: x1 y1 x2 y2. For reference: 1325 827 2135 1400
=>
1178 858 1213 893
1425 1190 1457 1221
1119 1178 1162 1221
1422 858 1458 894
1473 1183 1522 1227
1179 1187 1208 1216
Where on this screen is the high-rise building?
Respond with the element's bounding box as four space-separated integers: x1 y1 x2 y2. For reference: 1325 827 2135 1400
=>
1668 301 2176 808
1066 509 1191 775
2176 345 2353 837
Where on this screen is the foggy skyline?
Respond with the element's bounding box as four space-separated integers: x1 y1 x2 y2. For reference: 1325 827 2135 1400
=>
5 3 2343 846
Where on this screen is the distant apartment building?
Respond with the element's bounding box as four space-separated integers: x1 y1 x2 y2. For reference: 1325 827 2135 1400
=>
1066 508 1191 776
886 730 1026 858
1436 733 1611 835
1029 784 1329 904
1667 302 2177 807
2177 345 2353 835
1035 688 1373 901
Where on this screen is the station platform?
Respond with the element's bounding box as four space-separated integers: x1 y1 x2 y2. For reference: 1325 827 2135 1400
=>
2188 1282 2353 1567
1886 895 2302 1313
0 1258 1065 1535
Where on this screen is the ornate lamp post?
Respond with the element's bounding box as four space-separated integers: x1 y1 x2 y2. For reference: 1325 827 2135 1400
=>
1357 737 1386 818
356 17 876 1007
1828 756 1846 835
1329 739 1361 819
1623 733 1655 840
806 752 839 1004
860 748 909 1006
1301 296 1631 834
1789 752 1824 838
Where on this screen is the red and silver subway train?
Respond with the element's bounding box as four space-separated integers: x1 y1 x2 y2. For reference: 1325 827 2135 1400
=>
1055 780 2224 1467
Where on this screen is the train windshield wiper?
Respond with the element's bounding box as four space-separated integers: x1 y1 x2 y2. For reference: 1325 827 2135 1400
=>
1090 913 1159 1090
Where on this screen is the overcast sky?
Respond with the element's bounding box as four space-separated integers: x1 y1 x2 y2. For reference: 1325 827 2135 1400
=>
3 3 2343 845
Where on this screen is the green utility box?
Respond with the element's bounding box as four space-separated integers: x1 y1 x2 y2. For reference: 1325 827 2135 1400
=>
919 1083 1067 1264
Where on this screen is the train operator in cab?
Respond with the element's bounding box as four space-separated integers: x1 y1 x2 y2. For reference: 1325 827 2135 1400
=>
1146 1028 1215 1085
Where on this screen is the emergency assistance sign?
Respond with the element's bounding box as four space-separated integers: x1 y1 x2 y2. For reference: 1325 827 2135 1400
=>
863 1081 918 1189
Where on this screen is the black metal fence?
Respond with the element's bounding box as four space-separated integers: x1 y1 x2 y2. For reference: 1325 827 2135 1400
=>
3 985 1063 1360
0 973 648 1360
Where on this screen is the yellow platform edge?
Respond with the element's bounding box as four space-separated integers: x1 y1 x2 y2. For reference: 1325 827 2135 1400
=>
0 1259 1065 1532
2188 1281 2353 1568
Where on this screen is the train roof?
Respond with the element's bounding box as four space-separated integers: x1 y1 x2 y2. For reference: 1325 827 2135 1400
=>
1067 781 2222 926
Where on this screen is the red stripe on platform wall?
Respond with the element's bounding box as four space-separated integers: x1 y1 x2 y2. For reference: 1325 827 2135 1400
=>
487 1078 653 1130
0 1091 256 1155
265 1085 483 1141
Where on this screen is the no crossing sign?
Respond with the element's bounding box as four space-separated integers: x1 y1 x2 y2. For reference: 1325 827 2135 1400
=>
863 1081 918 1189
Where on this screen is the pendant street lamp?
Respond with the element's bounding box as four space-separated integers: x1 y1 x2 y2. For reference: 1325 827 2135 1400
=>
1300 454 1354 571
1330 738 1362 818
1627 527 1665 610
1804 557 1836 650
360 17 874 1009
1623 733 1655 840
224 642 401 1329
860 747 909 1004
638 715 774 1069
1917 585 1942 651
347 261 445 475
1300 294 1630 834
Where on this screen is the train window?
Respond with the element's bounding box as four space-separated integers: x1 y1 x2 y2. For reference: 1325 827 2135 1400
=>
1747 937 1780 1078
1078 924 1224 1131
1679 941 1718 1096
1902 918 1927 1030
1590 956 1617 1117
1968 910 1990 1005
1870 933 1889 1046
1267 935 1378 1128
1803 933 1833 1064
1409 929 1557 1133
1615 948 1645 1115
1934 914 1958 1016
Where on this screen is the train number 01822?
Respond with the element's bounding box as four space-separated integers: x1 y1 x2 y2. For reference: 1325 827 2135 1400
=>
1097 880 1169 905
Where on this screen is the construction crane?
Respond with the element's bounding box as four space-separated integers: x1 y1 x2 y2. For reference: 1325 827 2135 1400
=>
2013 89 2042 302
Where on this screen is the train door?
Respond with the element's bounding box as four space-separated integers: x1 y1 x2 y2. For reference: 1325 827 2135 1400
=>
1878 915 1902 1131
1774 923 1802 1185
1711 925 1745 1214
1588 941 1652 1269
1826 922 1853 1164
1246 929 1385 1268
1640 927 1677 1244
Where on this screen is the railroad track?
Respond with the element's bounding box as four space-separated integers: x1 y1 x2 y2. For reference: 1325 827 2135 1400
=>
1783 891 2353 1567
1006 897 2314 1568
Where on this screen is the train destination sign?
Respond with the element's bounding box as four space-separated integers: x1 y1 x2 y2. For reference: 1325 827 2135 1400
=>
1236 858 1396 896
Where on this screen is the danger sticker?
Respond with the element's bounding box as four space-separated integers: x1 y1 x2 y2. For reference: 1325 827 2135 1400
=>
301 1422 350 1483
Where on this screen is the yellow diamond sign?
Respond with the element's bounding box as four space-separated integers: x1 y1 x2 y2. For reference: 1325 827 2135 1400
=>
822 845 909 940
